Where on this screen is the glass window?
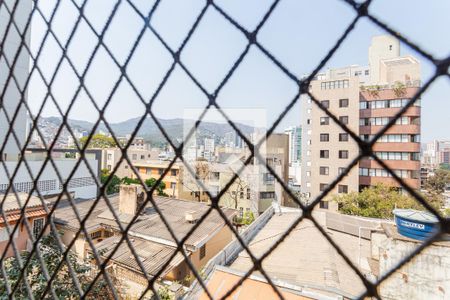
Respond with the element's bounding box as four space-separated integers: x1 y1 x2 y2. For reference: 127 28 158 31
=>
319 183 329 191
320 150 329 158
320 166 329 175
320 134 329 142
339 150 348 159
338 185 348 194
320 117 329 125
339 116 348 125
321 100 330 108
339 99 349 108
200 245 206 259
339 133 349 142
33 218 45 239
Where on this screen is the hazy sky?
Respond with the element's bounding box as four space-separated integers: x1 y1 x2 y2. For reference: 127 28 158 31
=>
27 0 450 142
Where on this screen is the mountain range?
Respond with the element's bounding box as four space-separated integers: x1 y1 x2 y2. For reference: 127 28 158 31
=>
38 116 256 146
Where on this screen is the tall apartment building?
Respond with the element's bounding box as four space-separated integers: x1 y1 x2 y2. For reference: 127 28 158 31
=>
0 0 31 161
284 126 302 164
301 35 421 206
422 140 450 168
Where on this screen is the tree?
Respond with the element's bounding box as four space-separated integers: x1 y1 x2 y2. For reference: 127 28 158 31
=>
79 134 116 148
179 161 211 202
0 233 113 299
121 177 167 196
440 163 450 171
144 178 167 197
393 81 407 97
333 183 443 219
224 176 249 210
425 169 450 194
100 169 121 195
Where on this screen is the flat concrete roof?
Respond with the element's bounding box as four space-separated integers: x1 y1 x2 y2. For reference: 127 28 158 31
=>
229 212 371 298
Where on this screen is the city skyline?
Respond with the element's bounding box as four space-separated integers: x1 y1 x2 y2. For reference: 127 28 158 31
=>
25 0 450 142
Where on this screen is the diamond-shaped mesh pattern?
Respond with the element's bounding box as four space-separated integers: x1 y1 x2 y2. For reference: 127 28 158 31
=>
1 0 449 299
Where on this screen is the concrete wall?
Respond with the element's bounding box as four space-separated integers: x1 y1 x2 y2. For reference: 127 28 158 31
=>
0 0 31 161
186 205 275 298
374 236 450 300
0 212 49 258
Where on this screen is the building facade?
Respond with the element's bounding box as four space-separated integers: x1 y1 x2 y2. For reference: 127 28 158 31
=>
0 0 31 161
301 35 421 205
284 126 302 164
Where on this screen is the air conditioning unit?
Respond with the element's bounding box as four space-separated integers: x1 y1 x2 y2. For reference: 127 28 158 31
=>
185 211 200 223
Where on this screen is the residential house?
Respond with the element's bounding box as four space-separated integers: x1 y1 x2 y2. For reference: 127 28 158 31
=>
0 193 50 258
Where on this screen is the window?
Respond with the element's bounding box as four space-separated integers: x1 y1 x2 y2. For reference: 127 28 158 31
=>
339 116 348 125
306 171 311 177
158 169 164 175
200 245 206 259
321 100 330 108
107 153 112 160
247 188 251 200
170 182 176 189
339 99 349 108
140 155 145 160
307 119 311 125
319 201 329 209
90 231 102 239
338 167 346 175
320 117 329 125
320 166 329 175
132 154 137 160
339 150 348 159
319 183 329 191
32 218 45 239
320 134 329 142
365 70 369 75
170 169 177 176
339 133 349 142
260 192 275 199
320 150 329 158
338 185 348 194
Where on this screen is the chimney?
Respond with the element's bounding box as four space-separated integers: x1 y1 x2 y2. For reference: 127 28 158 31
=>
119 184 145 215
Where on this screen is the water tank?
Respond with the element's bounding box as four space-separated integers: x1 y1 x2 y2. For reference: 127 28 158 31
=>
393 209 439 241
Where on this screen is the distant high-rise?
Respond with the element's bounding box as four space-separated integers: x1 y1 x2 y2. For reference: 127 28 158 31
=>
301 35 421 206
284 126 302 164
0 0 31 161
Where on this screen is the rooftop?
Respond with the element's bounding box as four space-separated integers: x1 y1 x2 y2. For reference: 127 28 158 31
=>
200 266 315 300
0 192 48 212
95 236 187 278
54 195 237 249
229 212 371 298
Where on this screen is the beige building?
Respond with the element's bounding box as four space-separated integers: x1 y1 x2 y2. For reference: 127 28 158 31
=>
178 133 290 215
54 185 237 298
301 35 421 207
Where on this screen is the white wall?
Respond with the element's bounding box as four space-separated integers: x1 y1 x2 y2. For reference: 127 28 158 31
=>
0 159 98 199
0 0 31 160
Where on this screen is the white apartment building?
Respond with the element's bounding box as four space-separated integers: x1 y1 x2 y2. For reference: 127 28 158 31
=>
0 1 98 199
